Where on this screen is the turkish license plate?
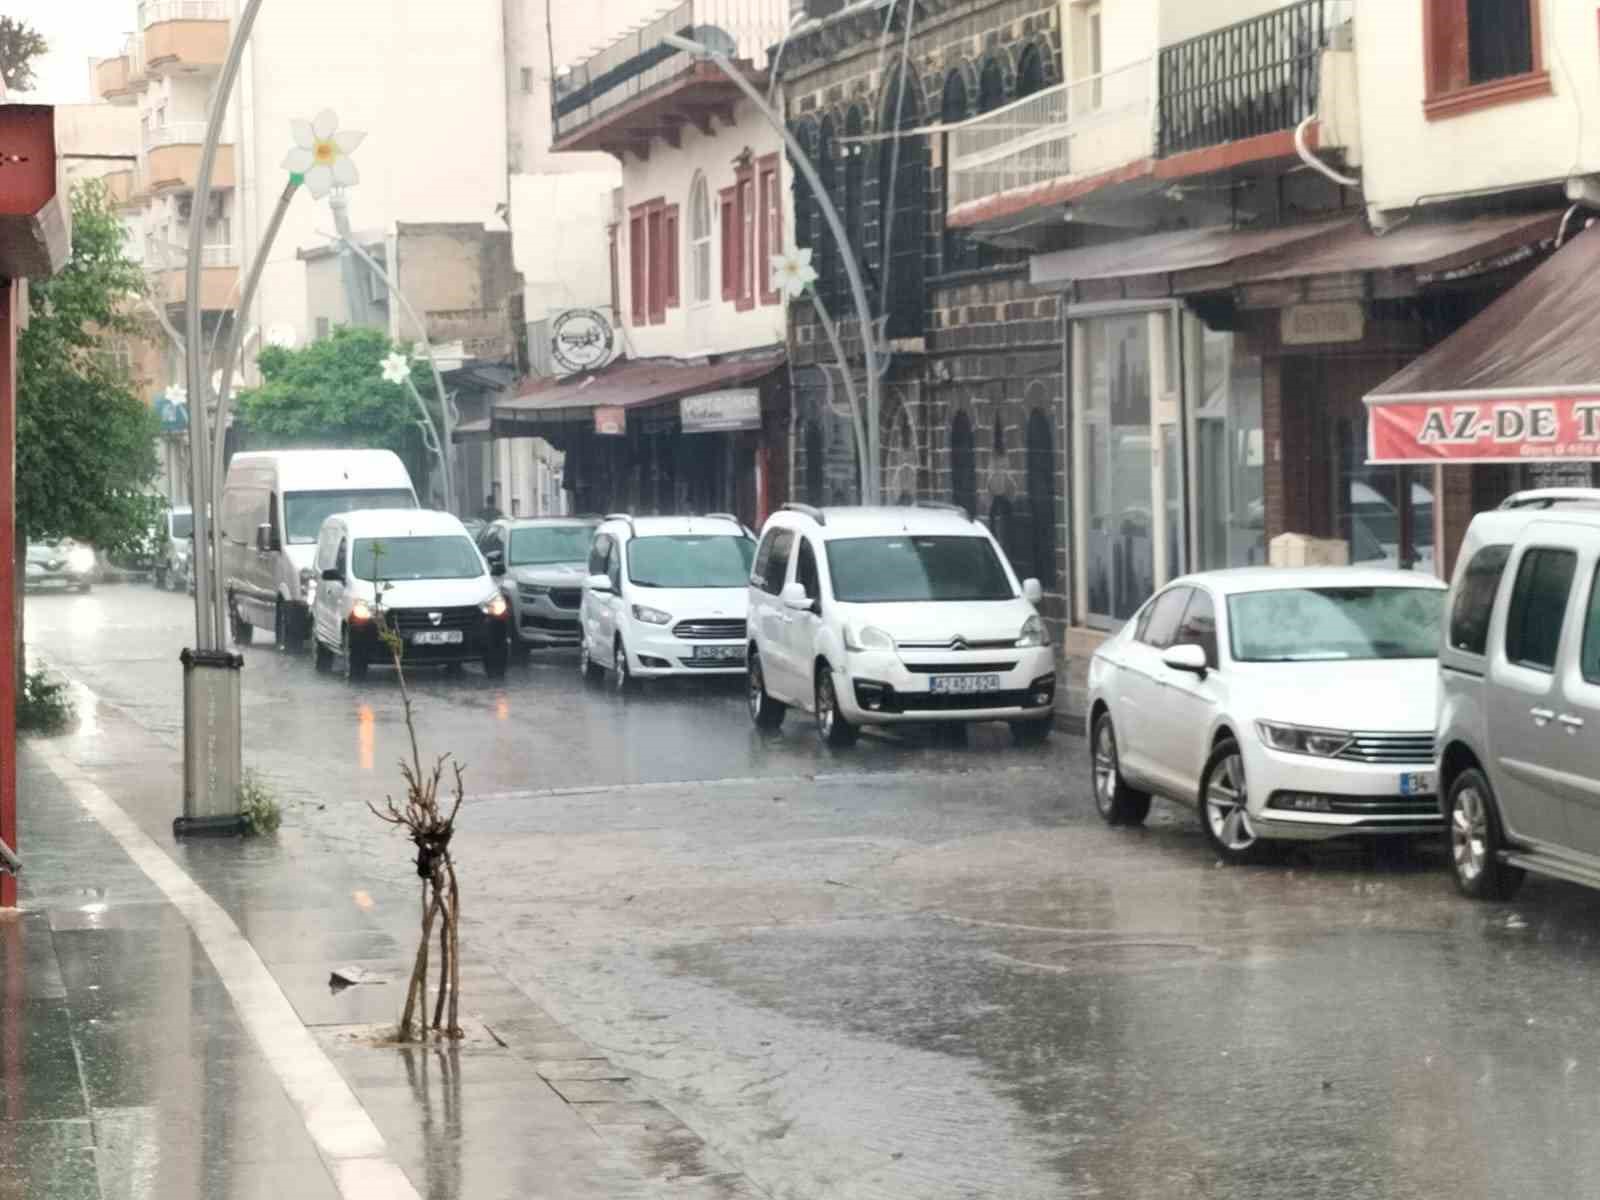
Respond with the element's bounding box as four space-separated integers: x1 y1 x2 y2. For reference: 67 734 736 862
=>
692 644 744 661
930 674 1002 694
411 630 463 646
1399 770 1436 797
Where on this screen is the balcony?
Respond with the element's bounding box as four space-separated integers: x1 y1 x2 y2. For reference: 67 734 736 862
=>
144 123 235 193
92 54 135 104
139 0 228 76
156 246 238 310
551 0 785 158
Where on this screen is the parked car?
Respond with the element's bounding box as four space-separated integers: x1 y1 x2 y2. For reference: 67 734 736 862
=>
219 449 418 651
154 506 194 592
745 503 1055 746
24 541 96 592
308 509 509 680
1438 488 1600 900
1087 566 1449 863
578 513 755 689
479 517 600 653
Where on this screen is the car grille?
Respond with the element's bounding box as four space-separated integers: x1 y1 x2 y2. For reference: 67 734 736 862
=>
388 605 481 633
1335 732 1436 765
896 638 1017 651
894 688 1038 712
550 587 582 610
673 618 746 641
1268 793 1441 818
902 661 1018 674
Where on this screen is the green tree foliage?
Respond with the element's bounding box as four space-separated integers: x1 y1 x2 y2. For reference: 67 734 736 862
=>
234 326 438 459
17 180 160 552
0 17 47 93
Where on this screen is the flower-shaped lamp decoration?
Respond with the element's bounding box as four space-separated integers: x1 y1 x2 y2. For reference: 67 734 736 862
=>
771 247 817 300
380 352 411 386
283 110 365 199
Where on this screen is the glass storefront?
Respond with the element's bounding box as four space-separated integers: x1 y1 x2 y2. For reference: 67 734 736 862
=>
1337 412 1435 574
1080 314 1154 623
1193 325 1265 570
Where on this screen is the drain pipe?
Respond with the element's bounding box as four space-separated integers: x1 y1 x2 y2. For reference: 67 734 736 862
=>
1294 115 1360 189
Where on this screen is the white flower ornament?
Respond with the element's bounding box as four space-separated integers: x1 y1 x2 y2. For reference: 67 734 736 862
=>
283 110 365 199
770 246 817 300
380 352 411 385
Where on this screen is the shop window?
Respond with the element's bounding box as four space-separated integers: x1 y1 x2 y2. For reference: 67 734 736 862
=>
689 173 712 305
1079 314 1155 624
1505 547 1577 672
1193 327 1265 569
950 411 976 517
758 154 782 306
1025 409 1057 588
1424 0 1547 120
1337 415 1434 574
1449 544 1511 655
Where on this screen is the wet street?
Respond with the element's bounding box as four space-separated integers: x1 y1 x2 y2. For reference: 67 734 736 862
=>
23 583 1600 1199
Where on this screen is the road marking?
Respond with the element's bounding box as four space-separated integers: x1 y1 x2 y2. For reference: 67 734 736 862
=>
29 741 421 1200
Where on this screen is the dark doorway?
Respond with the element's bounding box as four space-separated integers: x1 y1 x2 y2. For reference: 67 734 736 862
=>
951 411 977 517
1025 409 1057 587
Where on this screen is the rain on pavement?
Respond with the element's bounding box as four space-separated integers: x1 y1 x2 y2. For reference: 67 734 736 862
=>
23 582 1600 1199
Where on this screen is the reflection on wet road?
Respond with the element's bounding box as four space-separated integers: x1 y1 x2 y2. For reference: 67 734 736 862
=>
26 585 1600 1198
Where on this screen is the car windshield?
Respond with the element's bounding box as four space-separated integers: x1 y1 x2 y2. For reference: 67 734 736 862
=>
352 535 482 581
825 535 1015 603
169 512 193 539
1227 586 1445 662
626 535 755 588
284 489 415 544
509 524 597 566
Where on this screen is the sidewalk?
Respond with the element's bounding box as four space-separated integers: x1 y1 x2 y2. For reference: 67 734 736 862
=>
1 697 766 1200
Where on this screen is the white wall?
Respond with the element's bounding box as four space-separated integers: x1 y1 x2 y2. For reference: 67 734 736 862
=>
615 95 788 360
1355 0 1594 214
512 169 616 318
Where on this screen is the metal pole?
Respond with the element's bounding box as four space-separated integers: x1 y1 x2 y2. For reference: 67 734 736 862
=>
337 236 456 511
185 0 267 649
209 178 299 648
662 34 883 503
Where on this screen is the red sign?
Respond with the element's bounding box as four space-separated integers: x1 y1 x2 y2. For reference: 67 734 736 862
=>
1366 392 1600 464
593 405 626 436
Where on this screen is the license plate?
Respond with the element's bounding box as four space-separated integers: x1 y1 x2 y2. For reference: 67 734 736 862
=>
930 674 1002 694
1399 771 1436 796
411 630 463 646
691 644 744 661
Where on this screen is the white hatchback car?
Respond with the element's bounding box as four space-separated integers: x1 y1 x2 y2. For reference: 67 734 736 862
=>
744 504 1056 746
578 513 757 688
1087 567 1449 863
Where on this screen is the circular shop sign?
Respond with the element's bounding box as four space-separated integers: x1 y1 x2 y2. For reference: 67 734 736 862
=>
550 308 615 374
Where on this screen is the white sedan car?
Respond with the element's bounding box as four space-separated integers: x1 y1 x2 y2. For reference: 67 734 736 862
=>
1087 567 1449 863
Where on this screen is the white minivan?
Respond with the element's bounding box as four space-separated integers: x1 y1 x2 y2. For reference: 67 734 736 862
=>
219 449 417 650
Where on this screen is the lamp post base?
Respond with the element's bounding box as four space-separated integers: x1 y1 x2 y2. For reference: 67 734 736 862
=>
176 648 244 840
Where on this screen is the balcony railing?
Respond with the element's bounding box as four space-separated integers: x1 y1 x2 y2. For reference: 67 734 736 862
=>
947 60 1152 211
144 121 209 151
551 0 786 141
1158 0 1352 157
139 0 226 26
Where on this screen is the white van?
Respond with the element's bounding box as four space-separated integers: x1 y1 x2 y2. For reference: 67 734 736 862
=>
219 449 417 650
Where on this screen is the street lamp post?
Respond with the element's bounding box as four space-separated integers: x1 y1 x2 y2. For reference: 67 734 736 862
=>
661 32 883 503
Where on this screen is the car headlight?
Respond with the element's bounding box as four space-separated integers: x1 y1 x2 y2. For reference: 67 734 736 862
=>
631 604 672 625
350 599 373 623
518 582 551 596
1255 721 1352 758
1016 614 1049 647
482 594 509 618
845 624 896 652
67 547 95 573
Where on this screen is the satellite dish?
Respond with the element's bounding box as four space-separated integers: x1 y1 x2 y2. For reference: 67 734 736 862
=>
264 324 298 349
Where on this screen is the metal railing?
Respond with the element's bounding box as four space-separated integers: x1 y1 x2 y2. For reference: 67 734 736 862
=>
551 0 787 140
139 0 227 26
144 121 210 150
947 59 1152 210
1158 0 1352 157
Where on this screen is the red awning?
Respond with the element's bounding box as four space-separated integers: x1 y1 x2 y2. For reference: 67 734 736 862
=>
1365 224 1600 465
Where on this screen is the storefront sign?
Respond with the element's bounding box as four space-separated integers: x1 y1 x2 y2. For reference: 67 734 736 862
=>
593 405 626 436
551 308 615 374
1366 392 1600 464
1281 302 1364 346
681 389 760 434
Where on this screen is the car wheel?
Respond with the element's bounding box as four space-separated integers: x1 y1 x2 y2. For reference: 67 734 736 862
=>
579 638 603 682
814 664 857 748
613 638 635 692
314 637 335 674
1091 713 1151 826
1010 719 1052 746
747 651 786 730
1199 737 1267 864
1448 768 1525 901
343 626 368 681
230 597 253 646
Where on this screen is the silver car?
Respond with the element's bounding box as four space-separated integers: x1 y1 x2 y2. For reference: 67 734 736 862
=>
479 518 599 652
25 541 96 592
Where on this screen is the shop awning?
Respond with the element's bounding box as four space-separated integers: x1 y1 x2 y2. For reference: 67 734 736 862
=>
1365 224 1600 464
455 350 786 442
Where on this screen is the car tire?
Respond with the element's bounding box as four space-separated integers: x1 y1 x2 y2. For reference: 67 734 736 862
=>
613 638 635 692
814 664 857 748
747 651 786 730
343 626 368 681
1090 712 1151 826
1199 737 1268 865
1448 767 1525 901
579 638 603 682
230 597 253 646
1010 719 1052 746
314 637 335 674
275 600 305 653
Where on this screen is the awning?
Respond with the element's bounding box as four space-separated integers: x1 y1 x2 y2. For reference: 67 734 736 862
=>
456 350 786 442
1365 225 1600 465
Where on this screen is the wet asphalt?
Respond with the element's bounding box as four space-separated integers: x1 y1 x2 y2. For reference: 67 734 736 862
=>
23 583 1600 1199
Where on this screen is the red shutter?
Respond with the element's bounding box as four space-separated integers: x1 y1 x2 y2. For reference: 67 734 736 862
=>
719 187 737 302
758 155 781 306
664 203 680 308
628 211 646 326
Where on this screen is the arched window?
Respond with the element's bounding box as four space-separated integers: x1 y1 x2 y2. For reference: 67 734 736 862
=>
950 411 976 517
992 412 1006 455
843 106 865 288
940 71 971 274
1026 409 1057 587
688 172 712 305
878 71 926 338
885 406 917 505
978 59 1006 114
817 115 838 305
804 421 824 505
789 121 818 254
1016 44 1045 100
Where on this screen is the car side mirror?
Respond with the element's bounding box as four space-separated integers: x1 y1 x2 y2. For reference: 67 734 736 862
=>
490 561 506 578
1021 578 1043 605
586 573 614 594
781 582 815 612
255 523 278 553
320 567 342 583
1162 643 1209 677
